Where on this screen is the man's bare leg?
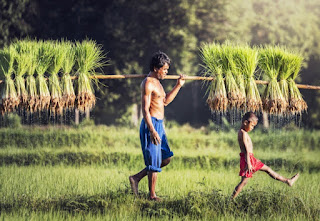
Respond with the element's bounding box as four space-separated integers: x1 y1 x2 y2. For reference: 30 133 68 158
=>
161 157 171 168
148 171 160 201
129 158 171 197
231 177 249 199
129 168 147 196
260 165 299 186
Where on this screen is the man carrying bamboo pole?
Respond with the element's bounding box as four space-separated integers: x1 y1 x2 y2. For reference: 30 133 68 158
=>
129 51 185 201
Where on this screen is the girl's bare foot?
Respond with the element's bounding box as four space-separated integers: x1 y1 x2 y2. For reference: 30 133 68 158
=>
129 176 139 195
149 196 162 202
287 173 299 187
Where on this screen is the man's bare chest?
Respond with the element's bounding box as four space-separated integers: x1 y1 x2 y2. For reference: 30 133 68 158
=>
152 84 165 99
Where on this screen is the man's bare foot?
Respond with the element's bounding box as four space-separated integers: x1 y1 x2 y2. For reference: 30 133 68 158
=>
287 173 299 187
149 196 162 202
129 176 139 196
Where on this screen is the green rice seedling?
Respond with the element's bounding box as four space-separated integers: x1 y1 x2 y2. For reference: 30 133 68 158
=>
232 45 247 110
259 46 287 115
221 43 244 110
47 41 66 115
287 53 307 114
24 40 39 113
75 40 106 113
12 40 31 110
235 45 261 112
0 46 19 114
277 51 291 109
277 50 303 115
36 40 53 112
200 42 228 113
60 40 76 110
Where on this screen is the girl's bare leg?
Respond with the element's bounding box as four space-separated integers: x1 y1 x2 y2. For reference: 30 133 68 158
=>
260 165 299 186
231 177 250 199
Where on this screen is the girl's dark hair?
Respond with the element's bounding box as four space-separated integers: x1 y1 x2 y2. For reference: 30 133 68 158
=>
242 112 258 122
149 51 171 71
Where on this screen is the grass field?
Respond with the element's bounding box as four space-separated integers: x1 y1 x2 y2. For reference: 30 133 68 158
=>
0 124 319 220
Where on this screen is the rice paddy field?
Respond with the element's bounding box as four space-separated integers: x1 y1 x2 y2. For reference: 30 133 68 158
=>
0 123 319 220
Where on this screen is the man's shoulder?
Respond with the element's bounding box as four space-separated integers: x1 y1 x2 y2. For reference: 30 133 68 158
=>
141 77 157 92
143 77 158 86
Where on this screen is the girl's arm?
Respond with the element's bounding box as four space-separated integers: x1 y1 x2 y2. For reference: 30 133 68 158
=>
241 131 253 173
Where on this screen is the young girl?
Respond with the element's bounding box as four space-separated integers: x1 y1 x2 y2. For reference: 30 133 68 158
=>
231 112 299 199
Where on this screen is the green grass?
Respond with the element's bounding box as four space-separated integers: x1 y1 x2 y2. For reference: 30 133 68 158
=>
0 166 319 220
0 125 319 220
0 125 319 151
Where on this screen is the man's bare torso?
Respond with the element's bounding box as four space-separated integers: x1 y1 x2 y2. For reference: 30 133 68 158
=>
141 77 166 119
238 129 253 154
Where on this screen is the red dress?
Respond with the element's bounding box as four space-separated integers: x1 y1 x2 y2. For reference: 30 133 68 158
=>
239 153 264 178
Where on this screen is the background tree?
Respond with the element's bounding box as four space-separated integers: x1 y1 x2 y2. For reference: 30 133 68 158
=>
0 0 319 127
0 0 33 47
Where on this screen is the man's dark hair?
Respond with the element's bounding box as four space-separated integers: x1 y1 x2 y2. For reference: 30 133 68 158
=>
242 112 258 123
149 51 171 71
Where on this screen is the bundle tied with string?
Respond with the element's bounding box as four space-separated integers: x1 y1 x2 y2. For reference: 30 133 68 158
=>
12 41 30 110
277 50 301 115
0 46 19 114
221 43 245 110
236 45 261 112
259 46 287 115
36 40 52 112
232 45 247 110
75 40 106 113
48 41 66 115
25 41 39 113
200 43 228 113
61 41 76 110
287 53 307 114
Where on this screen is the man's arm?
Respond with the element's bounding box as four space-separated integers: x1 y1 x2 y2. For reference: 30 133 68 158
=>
164 75 185 106
141 80 161 145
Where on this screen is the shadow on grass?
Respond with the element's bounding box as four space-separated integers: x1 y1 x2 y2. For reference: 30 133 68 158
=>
1 187 319 220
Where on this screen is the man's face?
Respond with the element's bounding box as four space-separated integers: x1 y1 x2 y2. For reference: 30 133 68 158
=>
155 63 169 80
244 119 257 132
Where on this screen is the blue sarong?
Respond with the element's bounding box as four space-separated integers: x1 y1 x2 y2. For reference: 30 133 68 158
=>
140 117 173 172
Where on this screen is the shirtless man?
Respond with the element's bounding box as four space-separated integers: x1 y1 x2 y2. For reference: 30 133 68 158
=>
231 112 299 199
129 51 185 201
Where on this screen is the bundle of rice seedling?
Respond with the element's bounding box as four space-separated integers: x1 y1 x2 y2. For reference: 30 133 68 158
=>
47 41 66 115
36 40 52 112
200 42 228 113
220 43 245 109
235 45 261 112
277 49 300 115
259 46 287 115
75 40 106 113
232 45 247 110
24 40 39 113
60 41 76 110
286 53 307 114
12 40 31 110
0 46 19 114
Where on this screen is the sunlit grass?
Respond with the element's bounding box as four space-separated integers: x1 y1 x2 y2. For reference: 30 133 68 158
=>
1 166 319 220
0 126 319 220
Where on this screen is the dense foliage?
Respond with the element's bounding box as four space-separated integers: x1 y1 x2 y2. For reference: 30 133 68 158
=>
0 0 319 127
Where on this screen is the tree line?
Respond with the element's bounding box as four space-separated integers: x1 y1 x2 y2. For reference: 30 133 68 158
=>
1 0 320 128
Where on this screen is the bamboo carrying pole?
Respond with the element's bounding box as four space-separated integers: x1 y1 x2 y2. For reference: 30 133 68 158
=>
0 74 319 90
89 75 320 90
